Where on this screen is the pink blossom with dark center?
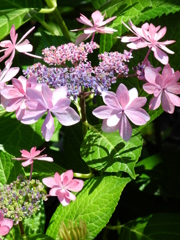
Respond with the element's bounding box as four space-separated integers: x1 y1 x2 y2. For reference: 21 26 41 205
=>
71 10 117 44
92 83 150 141
42 170 84 206
143 64 180 113
0 211 13 236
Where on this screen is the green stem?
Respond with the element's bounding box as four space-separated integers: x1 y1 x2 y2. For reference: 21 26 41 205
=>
34 16 57 35
73 172 94 179
106 224 121 230
39 7 56 14
19 221 27 239
45 0 71 40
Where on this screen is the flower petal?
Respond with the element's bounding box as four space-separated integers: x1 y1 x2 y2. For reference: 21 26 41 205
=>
119 114 132 141
41 111 55 141
53 107 80 126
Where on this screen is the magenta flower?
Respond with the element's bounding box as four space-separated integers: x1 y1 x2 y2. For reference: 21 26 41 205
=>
121 20 175 64
0 211 13 236
12 146 53 180
21 85 80 141
71 10 117 44
92 84 150 141
143 64 180 113
0 24 41 68
42 170 84 206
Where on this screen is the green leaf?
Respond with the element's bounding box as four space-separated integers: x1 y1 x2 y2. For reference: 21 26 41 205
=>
23 201 46 236
80 125 143 179
5 225 22 240
28 234 54 240
0 1 43 40
0 113 45 156
46 176 131 240
118 213 180 240
0 150 24 186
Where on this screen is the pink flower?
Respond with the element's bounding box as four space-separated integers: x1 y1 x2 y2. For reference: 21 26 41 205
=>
0 24 41 68
42 170 84 206
92 83 150 141
143 64 180 113
0 211 13 236
12 146 53 180
21 85 80 141
1 75 39 120
121 20 175 64
0 66 19 83
71 10 117 44
12 146 53 167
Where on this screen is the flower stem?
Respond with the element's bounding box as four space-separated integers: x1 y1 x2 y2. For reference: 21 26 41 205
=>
34 16 57 35
19 221 27 239
80 87 89 138
142 47 152 64
73 172 94 179
45 0 71 40
29 164 33 180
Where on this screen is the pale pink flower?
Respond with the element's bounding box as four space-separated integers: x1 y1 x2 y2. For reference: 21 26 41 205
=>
92 83 150 141
143 64 180 113
0 211 13 236
12 146 53 180
0 66 19 83
0 24 41 68
42 170 84 206
71 10 117 44
21 85 80 141
1 75 39 120
121 20 175 64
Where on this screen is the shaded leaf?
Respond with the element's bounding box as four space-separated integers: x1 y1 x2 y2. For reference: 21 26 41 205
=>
118 213 180 240
80 125 143 179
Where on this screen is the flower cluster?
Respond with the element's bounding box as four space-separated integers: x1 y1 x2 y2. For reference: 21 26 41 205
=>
0 175 47 225
42 41 99 65
23 49 132 99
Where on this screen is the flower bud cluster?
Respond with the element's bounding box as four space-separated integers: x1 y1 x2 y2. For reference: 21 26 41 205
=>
0 175 47 225
23 44 132 99
42 42 99 65
58 220 88 240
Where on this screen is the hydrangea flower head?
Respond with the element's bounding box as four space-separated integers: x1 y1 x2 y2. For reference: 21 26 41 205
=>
92 83 150 141
71 10 117 44
42 170 84 206
143 64 180 113
0 211 13 236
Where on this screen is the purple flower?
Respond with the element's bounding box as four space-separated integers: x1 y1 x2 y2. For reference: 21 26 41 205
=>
21 85 80 141
92 83 150 141
143 64 180 113
42 170 84 206
0 211 13 236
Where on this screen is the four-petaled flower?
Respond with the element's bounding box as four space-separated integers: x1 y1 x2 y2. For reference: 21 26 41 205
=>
21 85 80 141
121 20 175 64
143 64 180 113
0 211 13 236
12 146 53 167
92 83 150 141
71 10 117 44
42 170 84 206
